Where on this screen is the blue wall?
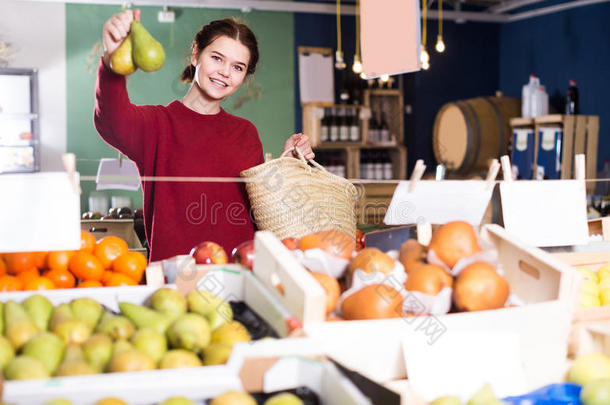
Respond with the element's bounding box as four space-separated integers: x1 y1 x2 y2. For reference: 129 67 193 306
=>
499 2 610 170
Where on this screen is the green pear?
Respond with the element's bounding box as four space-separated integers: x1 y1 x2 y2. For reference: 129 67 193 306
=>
150 288 187 320
202 342 232 366
119 302 172 334
96 313 135 340
4 356 50 380
210 392 257 405
4 300 39 350
581 378 610 405
23 294 53 331
158 349 202 369
107 349 155 373
187 290 233 330
50 303 75 330
54 359 97 377
70 298 103 331
263 393 304 405
568 353 610 385
0 335 15 369
63 342 85 362
82 333 113 372
211 321 251 348
44 400 74 405
54 320 91 345
22 331 66 374
467 384 508 405
131 20 165 72
159 397 196 405
432 396 463 405
110 33 136 75
131 327 167 364
166 313 211 353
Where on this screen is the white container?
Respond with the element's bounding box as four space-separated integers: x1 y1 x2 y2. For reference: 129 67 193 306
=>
0 268 293 404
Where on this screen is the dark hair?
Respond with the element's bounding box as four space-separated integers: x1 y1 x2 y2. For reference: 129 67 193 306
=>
180 18 259 83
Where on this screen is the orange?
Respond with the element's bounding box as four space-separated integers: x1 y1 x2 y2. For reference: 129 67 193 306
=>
45 268 76 289
454 262 509 312
69 252 104 281
78 280 103 288
112 252 146 283
32 252 48 269
0 257 6 276
0 275 23 291
104 273 138 287
299 230 355 260
101 270 114 285
309 271 341 315
404 264 453 296
428 221 482 269
341 284 403 320
24 276 55 290
46 251 76 272
94 236 128 269
17 267 40 286
4 252 35 274
398 239 427 274
80 230 97 254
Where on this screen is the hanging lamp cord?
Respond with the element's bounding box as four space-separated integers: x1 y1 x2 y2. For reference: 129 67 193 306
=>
439 0 443 38
336 0 342 53
355 0 360 58
422 0 427 47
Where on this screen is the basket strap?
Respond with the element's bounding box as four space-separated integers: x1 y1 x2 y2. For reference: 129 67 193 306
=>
280 146 328 172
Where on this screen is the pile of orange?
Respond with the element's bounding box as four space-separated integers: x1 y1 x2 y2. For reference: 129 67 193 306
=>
0 231 147 292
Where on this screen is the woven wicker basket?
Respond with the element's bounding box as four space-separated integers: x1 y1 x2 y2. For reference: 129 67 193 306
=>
240 148 357 240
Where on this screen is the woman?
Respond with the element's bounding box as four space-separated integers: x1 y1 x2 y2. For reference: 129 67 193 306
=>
95 10 313 262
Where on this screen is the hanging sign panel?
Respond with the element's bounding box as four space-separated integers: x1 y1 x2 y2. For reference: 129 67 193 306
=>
360 0 421 78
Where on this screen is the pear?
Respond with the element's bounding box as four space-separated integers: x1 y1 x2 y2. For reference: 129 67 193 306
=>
23 294 53 331
107 349 155 373
82 333 113 372
467 384 508 405
158 349 202 369
166 313 211 353
4 300 39 350
119 302 172 334
151 288 187 320
70 298 103 331
211 321 251 347
159 398 196 405
4 356 50 380
568 353 610 385
263 393 304 405
54 359 97 377
202 342 232 366
432 397 463 405
64 342 85 362
96 313 136 340
44 400 74 405
131 20 165 72
0 335 15 369
54 320 92 345
110 33 136 75
22 331 66 374
187 290 233 330
131 327 167 364
210 391 257 405
113 339 134 355
50 303 75 330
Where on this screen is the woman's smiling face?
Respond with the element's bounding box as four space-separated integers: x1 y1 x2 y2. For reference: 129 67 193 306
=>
191 35 251 101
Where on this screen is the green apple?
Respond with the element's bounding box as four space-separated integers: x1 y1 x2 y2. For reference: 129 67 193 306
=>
568 354 610 385
581 378 610 405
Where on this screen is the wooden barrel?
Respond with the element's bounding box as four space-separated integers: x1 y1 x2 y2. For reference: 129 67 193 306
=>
433 95 521 174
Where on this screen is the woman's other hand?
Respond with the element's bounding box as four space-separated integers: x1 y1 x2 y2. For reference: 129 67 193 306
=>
102 9 139 67
283 133 315 160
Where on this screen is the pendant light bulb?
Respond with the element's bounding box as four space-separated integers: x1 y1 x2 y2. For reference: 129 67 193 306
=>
435 35 445 53
352 55 363 74
420 47 429 65
422 60 430 70
360 72 367 80
380 74 389 82
335 50 346 70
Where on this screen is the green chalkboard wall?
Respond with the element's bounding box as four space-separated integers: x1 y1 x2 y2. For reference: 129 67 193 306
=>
66 5 295 212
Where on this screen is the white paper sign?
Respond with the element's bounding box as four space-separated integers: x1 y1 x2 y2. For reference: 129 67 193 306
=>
402 330 527 402
0 172 80 252
298 52 334 103
500 180 588 247
96 158 140 191
383 181 494 225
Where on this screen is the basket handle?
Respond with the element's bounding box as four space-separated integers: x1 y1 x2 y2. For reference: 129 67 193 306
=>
280 146 327 172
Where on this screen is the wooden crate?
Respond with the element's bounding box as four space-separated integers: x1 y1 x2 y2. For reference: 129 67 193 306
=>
535 114 599 192
363 88 404 145
302 102 368 148
350 145 407 180
355 182 399 225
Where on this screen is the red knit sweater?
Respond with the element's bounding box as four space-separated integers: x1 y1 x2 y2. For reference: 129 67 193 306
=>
94 61 264 262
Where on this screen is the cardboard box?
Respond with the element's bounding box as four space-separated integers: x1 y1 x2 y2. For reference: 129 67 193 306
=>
81 219 146 257
253 226 581 391
0 267 294 404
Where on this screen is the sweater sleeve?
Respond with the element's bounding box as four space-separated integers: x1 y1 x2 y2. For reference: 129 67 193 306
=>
93 59 158 168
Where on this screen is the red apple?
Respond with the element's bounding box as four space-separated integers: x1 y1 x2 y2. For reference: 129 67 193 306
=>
231 240 255 270
282 237 299 250
190 241 228 265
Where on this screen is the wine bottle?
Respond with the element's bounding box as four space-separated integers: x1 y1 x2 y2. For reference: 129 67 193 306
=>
368 110 379 144
349 108 360 142
565 79 579 115
380 111 390 143
320 108 330 142
374 151 383 180
360 151 367 179
339 109 349 142
383 151 393 180
329 108 339 142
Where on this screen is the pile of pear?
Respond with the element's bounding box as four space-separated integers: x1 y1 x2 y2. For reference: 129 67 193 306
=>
0 288 251 380
111 18 165 75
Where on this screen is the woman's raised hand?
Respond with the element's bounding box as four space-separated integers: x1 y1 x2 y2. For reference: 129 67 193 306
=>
283 133 315 160
102 9 139 66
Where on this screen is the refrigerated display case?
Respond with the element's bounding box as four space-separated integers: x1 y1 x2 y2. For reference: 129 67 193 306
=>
0 67 40 173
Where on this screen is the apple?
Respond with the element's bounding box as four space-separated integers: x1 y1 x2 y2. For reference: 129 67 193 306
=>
568 353 610 385
356 229 365 251
581 378 610 405
231 240 255 270
281 237 299 250
190 241 228 265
